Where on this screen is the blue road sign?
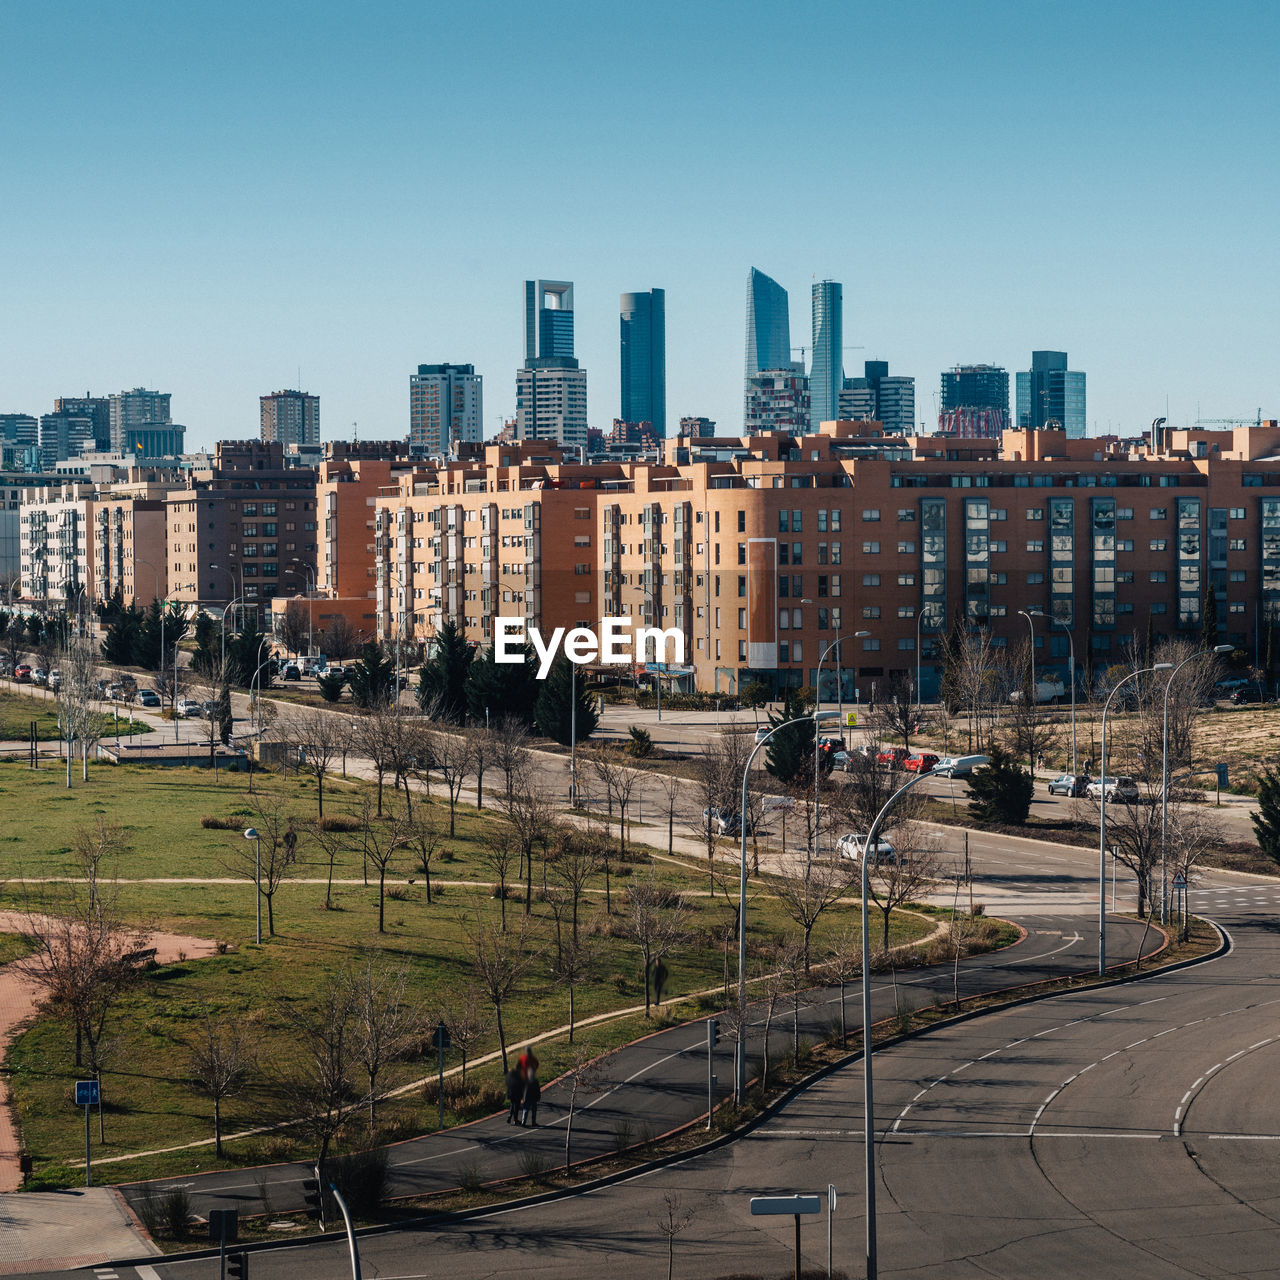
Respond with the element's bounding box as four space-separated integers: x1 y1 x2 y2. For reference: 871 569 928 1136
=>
75 1080 99 1107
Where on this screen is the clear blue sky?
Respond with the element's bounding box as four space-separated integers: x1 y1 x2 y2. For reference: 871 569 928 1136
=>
2 0 1276 449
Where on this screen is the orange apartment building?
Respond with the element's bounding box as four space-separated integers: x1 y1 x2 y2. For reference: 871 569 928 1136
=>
328 421 1280 698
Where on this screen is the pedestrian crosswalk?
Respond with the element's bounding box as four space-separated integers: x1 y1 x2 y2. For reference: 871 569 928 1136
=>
1194 885 1280 909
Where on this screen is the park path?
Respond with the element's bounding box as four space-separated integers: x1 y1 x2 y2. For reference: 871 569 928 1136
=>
0 913 220 1193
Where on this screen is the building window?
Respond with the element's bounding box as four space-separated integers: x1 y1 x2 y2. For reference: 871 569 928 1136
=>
818 607 829 629
862 574 880 587
1026 540 1044 552
1027 572 1045 584
1229 507 1246 520
817 543 828 564
1150 539 1167 552
779 641 789 663
1229 570 1247 583
863 605 880 619
897 508 915 522
817 575 828 597
737 510 745 532
1150 507 1167 520
1117 508 1133 520
898 573 916 586
792 510 802 532
817 509 828 533
861 541 880 554
1026 508 1043 521
792 542 802 564
862 509 880 522
738 575 746 597
1230 538 1247 551
898 637 915 651
1150 570 1167 583
1229 601 1246 613
862 637 880 651
778 510 789 533
738 543 746 565
1117 539 1133 552
898 605 915 618
898 541 916 554
990 540 1007 553
830 542 841 564
1151 602 1168 614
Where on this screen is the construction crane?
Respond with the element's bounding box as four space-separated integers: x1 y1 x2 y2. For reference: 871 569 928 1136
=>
1194 408 1263 428
791 344 865 364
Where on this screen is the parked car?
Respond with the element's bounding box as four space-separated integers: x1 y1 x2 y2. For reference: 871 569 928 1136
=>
754 726 771 745
1047 772 1090 797
1085 775 1140 803
282 663 302 681
701 807 753 836
837 833 898 864
12 664 31 682
176 698 202 718
1009 677 1067 705
1230 686 1266 705
935 754 989 778
31 669 47 686
135 689 162 708
902 752 940 773
47 670 61 692
1215 676 1249 691
876 746 910 768
201 700 219 719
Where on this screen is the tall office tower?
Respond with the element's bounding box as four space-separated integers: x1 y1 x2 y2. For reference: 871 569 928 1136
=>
744 268 791 420
619 289 666 437
38 412 94 469
260 389 320 447
109 388 172 451
1016 350 1087 439
809 280 843 429
744 366 810 434
0 414 38 451
409 364 483 455
839 360 916 434
517 280 587 451
938 364 1009 438
55 396 110 450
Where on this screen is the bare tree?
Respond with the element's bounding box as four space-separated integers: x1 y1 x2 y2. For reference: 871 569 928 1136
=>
560 1046 607 1169
825 924 862 1046
58 627 106 784
348 958 420 1128
223 794 304 936
404 807 444 904
865 818 942 952
548 925 599 1043
653 770 681 858
278 601 311 658
587 747 642 867
360 800 410 933
439 984 490 1083
687 737 746 894
491 715 531 808
289 708 350 819
71 818 128 911
470 726 492 810
430 728 476 837
770 851 858 973
548 825 604 950
500 758 558 915
654 1192 697 1280
188 1017 252 1157
465 908 539 1071
620 873 689 1017
867 674 918 751
350 704 399 817
320 615 363 663
480 833 519 930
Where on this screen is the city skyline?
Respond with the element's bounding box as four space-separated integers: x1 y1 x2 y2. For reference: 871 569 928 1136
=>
0 1 1275 450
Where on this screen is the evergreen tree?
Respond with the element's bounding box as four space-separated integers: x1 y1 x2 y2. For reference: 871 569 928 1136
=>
1201 587 1220 652
101 604 143 665
348 642 395 709
534 656 597 746
317 670 345 702
937 606 967 712
465 642 539 727
134 599 166 670
1252 768 1280 868
416 619 474 723
227 623 273 690
216 685 234 745
967 744 1034 826
764 688 815 786
191 612 220 677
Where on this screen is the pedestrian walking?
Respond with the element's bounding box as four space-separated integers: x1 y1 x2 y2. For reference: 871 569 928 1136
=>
521 1070 541 1127
517 1045 539 1080
505 1065 522 1125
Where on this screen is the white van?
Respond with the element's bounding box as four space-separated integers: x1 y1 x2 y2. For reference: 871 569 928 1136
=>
935 754 989 778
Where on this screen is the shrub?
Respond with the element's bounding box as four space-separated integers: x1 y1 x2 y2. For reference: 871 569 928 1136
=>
456 1157 486 1193
626 726 654 758
518 1148 554 1182
200 816 243 830
316 816 361 832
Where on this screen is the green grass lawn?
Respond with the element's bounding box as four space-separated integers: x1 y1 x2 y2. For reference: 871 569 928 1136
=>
0 758 942 1181
0 691 151 743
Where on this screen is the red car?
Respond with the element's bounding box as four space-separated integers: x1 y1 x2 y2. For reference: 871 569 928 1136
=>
903 752 940 773
876 746 910 768
12 664 31 682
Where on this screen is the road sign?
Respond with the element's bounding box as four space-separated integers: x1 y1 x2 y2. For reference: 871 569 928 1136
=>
209 1208 239 1244
1216 763 1229 788
844 711 858 727
433 1020 451 1050
1172 872 1187 889
74 1080 99 1107
750 1195 822 1216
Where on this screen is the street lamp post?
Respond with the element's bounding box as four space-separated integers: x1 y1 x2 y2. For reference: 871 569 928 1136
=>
814 632 869 856
243 827 262 944
915 609 927 712
1029 611 1077 776
289 559 315 659
1098 663 1172 974
738 709 841 1102
857 763 946 1280
1017 610 1038 774
1161 644 1232 922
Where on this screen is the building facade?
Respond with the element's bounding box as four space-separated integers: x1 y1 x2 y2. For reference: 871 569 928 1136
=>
517 280 587 451
939 364 1010 437
619 289 666 438
745 367 810 434
839 360 916 434
260 389 320 447
409 364 482 456
1016 350 1087 438
109 388 172 451
744 268 791 420
809 280 843 430
354 420 1280 700
55 397 111 451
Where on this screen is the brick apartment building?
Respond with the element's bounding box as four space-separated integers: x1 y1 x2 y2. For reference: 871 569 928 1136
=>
356 420 1280 698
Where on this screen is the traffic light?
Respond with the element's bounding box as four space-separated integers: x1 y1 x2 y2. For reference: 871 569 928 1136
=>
227 1251 248 1280
302 1177 323 1220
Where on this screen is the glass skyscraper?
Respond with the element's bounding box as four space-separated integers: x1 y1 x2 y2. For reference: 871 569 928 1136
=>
809 280 842 429
1016 350 1087 439
619 288 666 437
744 268 791 420
518 280 587 451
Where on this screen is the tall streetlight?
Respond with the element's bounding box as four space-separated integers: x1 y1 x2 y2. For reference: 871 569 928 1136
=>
856 762 946 1280
1017 609 1038 774
737 708 842 1102
1028 610 1077 776
914 608 930 712
379 565 407 713
243 827 262 944
813 631 869 855
1161 644 1232 922
1098 662 1172 975
288 559 315 659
